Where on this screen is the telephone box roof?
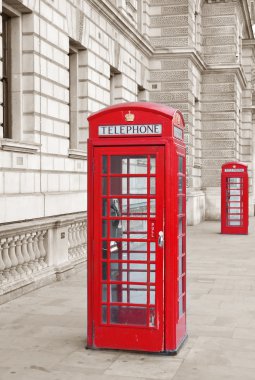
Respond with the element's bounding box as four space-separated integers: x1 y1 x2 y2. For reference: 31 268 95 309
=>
88 102 183 122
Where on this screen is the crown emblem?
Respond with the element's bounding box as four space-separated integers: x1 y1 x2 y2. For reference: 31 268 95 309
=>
125 111 135 122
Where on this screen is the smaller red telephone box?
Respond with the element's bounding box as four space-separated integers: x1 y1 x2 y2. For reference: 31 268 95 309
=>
221 162 248 234
87 102 187 354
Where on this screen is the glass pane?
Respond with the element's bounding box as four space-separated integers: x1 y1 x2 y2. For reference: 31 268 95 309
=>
110 284 147 304
130 177 147 194
150 287 155 305
110 177 126 195
150 156 156 174
228 220 242 226
110 177 148 195
178 196 183 214
102 305 107 323
111 156 127 174
229 183 241 189
110 156 148 174
102 284 107 302
228 208 242 214
178 237 182 254
150 177 155 194
229 196 240 201
110 263 148 283
102 156 107 174
102 262 107 280
110 262 122 281
178 156 183 173
102 220 107 238
228 190 240 195
179 218 183 235
102 177 107 195
150 269 155 283
178 176 183 193
102 241 107 259
102 198 107 216
150 242 156 252
228 178 241 183
121 198 147 216
112 220 147 239
229 201 240 208
149 308 155 327
110 306 147 325
150 199 156 217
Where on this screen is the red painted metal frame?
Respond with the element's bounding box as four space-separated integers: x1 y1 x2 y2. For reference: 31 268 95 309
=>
221 162 248 235
87 102 187 354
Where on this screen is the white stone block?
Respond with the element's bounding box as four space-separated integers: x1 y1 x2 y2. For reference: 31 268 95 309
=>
39 19 47 39
58 103 69 122
22 53 34 73
59 138 69 155
34 173 40 192
53 157 65 171
41 40 53 60
41 173 48 192
65 158 75 172
47 98 59 119
2 194 44 223
47 23 59 46
42 156 54 171
59 173 70 191
53 10 64 29
44 192 86 217
20 172 35 193
79 174 87 191
4 172 20 194
0 171 3 194
69 174 80 191
23 93 34 113
48 173 59 192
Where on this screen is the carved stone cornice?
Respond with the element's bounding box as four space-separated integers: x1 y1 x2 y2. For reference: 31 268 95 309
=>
153 48 206 72
205 65 247 89
0 139 40 154
86 0 153 57
206 0 237 3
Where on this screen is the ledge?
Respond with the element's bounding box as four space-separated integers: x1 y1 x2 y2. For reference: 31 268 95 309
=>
0 139 40 154
68 149 87 160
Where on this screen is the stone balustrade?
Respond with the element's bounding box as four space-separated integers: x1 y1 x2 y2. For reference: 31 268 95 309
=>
68 221 87 262
0 212 87 303
0 230 48 287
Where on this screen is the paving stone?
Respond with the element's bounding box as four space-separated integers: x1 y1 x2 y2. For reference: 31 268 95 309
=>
1 219 255 380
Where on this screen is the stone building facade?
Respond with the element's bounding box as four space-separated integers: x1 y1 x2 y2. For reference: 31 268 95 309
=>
0 0 254 301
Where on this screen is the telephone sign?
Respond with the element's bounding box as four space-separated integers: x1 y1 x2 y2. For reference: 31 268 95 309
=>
221 162 248 234
87 102 187 354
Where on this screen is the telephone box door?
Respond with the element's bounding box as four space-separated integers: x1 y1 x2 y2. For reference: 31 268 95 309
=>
92 145 164 352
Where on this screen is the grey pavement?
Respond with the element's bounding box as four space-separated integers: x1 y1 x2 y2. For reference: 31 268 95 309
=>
1 219 255 379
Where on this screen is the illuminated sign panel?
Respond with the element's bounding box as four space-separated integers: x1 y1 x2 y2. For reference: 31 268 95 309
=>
98 124 162 136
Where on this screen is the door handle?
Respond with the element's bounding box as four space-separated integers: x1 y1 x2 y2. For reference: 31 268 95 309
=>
158 231 164 247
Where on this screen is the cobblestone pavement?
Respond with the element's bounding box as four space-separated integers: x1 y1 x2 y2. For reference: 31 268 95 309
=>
1 219 255 380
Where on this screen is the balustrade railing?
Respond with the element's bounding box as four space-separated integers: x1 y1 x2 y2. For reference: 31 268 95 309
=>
0 230 48 287
68 221 87 261
0 213 87 300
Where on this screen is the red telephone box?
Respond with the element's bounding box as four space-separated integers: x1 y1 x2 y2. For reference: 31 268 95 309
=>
87 102 187 354
221 162 248 234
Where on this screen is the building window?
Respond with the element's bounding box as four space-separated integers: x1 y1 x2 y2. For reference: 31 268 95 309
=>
1 7 22 142
69 44 79 150
68 40 87 155
2 13 11 138
110 66 121 105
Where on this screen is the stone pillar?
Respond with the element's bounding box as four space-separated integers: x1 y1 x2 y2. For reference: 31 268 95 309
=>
201 0 250 220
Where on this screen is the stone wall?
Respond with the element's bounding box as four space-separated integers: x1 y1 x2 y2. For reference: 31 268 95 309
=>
0 0 255 303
